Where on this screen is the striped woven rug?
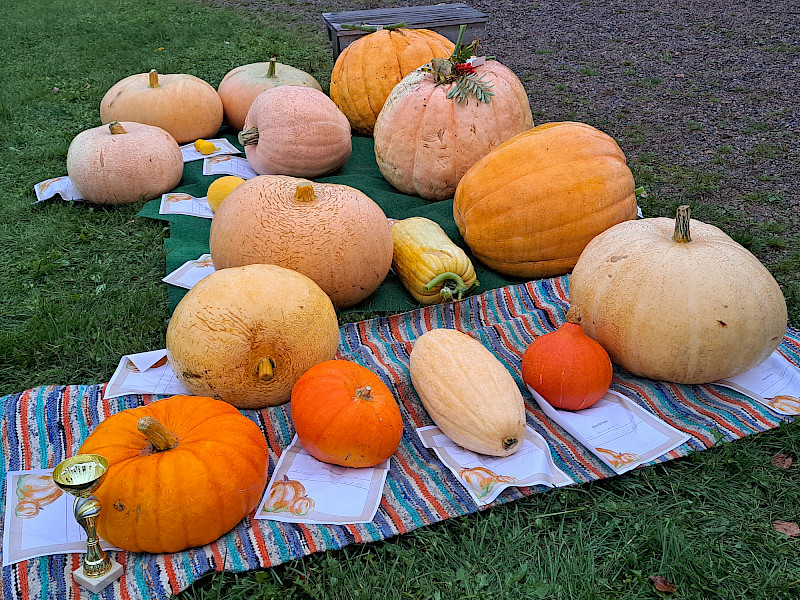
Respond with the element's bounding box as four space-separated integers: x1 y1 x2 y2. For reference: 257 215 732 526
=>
1 276 796 600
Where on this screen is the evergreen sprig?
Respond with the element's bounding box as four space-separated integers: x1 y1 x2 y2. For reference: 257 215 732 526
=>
446 72 495 104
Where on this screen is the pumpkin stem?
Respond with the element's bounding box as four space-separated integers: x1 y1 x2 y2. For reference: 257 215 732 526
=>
502 436 518 451
257 357 275 381
340 21 407 32
673 205 692 243
355 385 373 401
137 416 178 452
565 306 583 325
238 127 259 147
423 272 467 293
267 56 277 78
148 69 159 88
294 184 316 202
108 121 127 135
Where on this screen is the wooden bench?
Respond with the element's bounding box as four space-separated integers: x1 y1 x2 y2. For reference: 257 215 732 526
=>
321 3 488 58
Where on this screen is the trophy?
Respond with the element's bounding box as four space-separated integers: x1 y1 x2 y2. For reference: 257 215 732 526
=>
53 454 124 593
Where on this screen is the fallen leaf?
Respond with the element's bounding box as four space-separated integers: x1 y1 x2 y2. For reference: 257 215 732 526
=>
773 521 800 537
770 453 793 469
649 575 676 593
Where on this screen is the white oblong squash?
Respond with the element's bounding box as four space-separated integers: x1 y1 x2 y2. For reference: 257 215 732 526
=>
409 328 526 456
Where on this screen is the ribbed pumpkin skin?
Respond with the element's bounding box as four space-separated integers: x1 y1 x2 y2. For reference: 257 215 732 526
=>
330 28 455 135
243 86 351 178
409 328 527 456
291 360 404 468
569 215 788 384
66 121 183 204
100 72 223 144
453 122 637 278
210 176 393 308
166 264 340 407
78 395 269 553
374 60 533 200
218 62 322 131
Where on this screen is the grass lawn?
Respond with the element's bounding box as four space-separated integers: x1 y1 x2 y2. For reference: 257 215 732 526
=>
1 0 797 599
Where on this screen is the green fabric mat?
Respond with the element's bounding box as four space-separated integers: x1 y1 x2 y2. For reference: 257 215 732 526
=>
138 129 524 315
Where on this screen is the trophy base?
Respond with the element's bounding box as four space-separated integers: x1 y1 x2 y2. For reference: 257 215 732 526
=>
72 560 124 593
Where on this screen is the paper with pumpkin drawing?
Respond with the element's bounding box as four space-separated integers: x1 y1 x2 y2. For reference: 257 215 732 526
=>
256 435 390 524
162 253 216 290
33 176 84 203
529 387 690 475
202 155 258 179
158 192 214 218
103 349 190 400
179 138 240 162
714 350 800 416
2 470 120 567
417 425 573 506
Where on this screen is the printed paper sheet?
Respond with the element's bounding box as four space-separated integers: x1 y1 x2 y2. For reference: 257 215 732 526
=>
159 192 214 219
179 138 240 163
33 176 84 203
714 350 800 416
162 254 216 289
202 155 258 179
417 425 573 505
103 349 189 399
256 436 390 525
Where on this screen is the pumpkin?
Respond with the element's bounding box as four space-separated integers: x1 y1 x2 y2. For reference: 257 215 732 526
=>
453 121 638 278
100 70 223 144
209 176 393 308
206 175 244 212
409 328 526 456
569 205 788 384
218 56 322 131
66 121 183 204
262 475 314 515
330 26 455 135
78 395 269 553
390 217 479 304
166 263 340 407
238 86 351 178
373 41 533 200
291 360 404 468
521 306 612 410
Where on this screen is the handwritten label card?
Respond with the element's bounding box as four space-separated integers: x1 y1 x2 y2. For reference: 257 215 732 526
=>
162 254 216 290
714 350 800 416
33 176 84 203
202 155 258 179
256 436 390 525
528 387 690 475
159 192 214 219
417 426 573 506
104 349 189 400
180 138 241 163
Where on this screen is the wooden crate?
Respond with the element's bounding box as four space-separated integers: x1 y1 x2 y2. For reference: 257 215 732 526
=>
321 3 488 58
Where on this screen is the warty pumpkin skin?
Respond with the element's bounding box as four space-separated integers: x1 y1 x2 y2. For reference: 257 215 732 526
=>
453 121 638 278
373 59 533 200
66 121 183 204
166 263 340 407
569 205 788 384
330 28 455 135
209 176 393 308
100 70 223 144
78 395 269 554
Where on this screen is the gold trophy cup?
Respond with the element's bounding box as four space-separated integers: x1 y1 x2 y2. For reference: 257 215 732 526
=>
53 454 124 593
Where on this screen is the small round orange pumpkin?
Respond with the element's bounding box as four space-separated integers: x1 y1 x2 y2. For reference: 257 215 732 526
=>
522 306 613 410
78 395 269 553
291 360 404 468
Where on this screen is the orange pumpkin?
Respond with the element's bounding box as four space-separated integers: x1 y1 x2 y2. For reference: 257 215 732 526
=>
291 360 404 468
453 121 637 278
521 306 612 410
330 27 455 135
78 395 269 553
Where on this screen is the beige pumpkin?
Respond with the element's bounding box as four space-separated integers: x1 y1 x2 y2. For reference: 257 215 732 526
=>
100 70 223 144
66 121 183 204
569 206 788 384
166 263 340 408
409 328 527 456
218 57 322 131
210 176 393 308
239 86 351 178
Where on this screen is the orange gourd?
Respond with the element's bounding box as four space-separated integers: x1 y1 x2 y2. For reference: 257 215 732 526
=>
522 306 612 410
78 395 269 553
291 360 404 468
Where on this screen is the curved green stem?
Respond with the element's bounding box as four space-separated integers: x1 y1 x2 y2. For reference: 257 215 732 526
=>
423 271 468 293
341 21 407 32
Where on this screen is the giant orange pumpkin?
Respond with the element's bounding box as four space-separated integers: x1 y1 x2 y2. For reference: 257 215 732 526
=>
330 27 455 135
453 121 638 278
78 395 269 553
291 360 404 468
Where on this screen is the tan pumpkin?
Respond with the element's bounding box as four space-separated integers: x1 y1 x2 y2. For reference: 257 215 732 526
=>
166 263 340 407
330 27 455 135
66 121 183 204
210 176 393 308
374 57 533 200
453 121 638 278
100 70 223 144
569 205 788 384
218 56 322 131
239 86 351 178
409 328 526 456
